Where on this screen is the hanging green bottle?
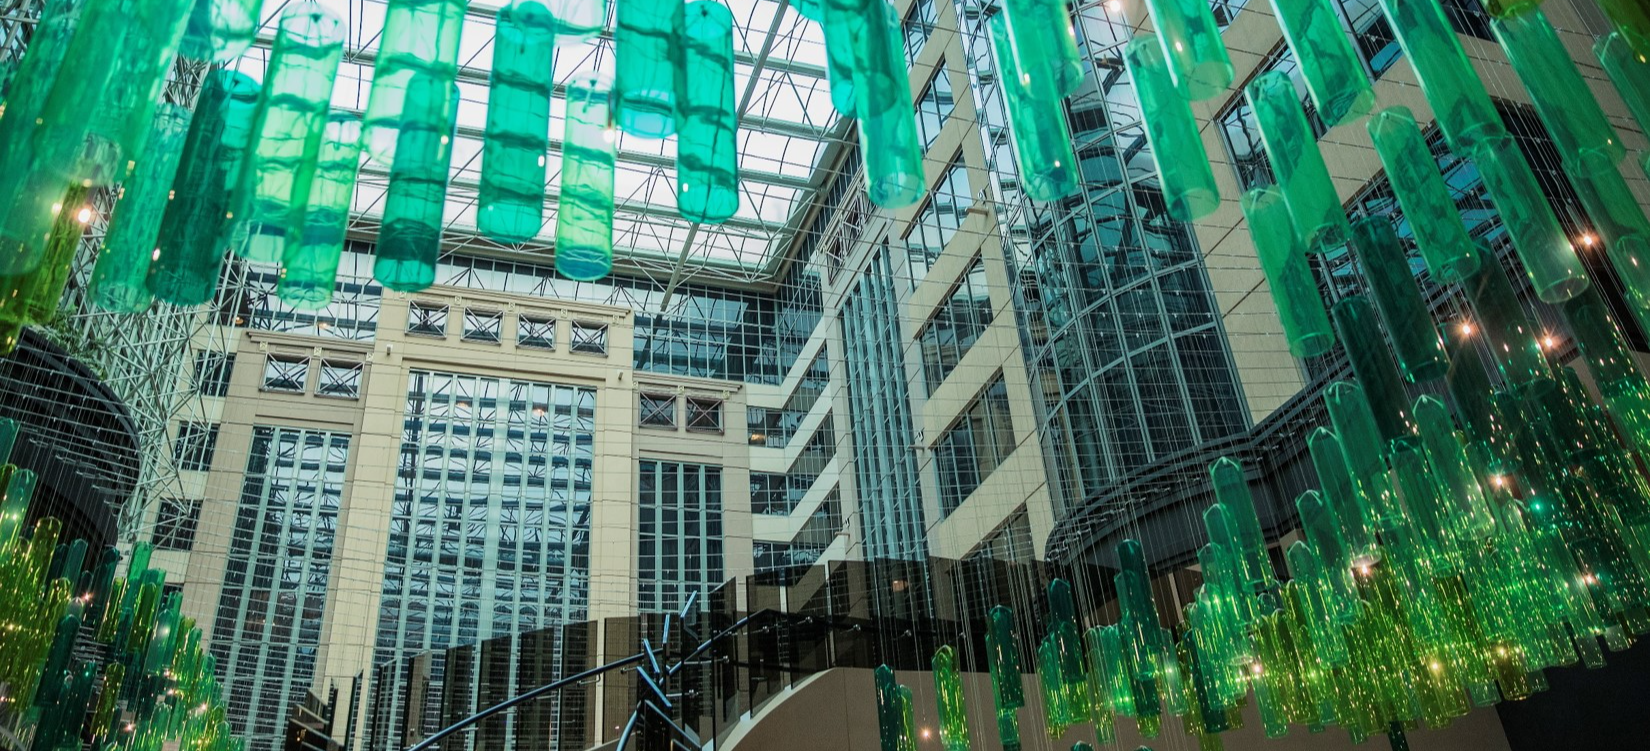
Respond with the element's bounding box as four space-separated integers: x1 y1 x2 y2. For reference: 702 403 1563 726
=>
1000 0 1084 100
1459 243 1551 393
1563 156 1650 317
1492 8 1624 171
1375 0 1506 153
1240 185 1334 357
1438 322 1517 473
932 646 969 751
678 1 741 223
1596 32 1650 139
89 104 194 313
986 605 1026 710
279 112 363 309
149 71 261 306
1559 285 1650 453
1350 216 1449 382
555 74 617 281
180 0 266 62
997 708 1022 751
1267 0 1374 125
851 2 925 209
1209 458 1278 597
1141 0 1234 100
874 664 900 751
1413 395 1496 539
1324 380 1404 525
0 0 82 273
0 184 87 353
90 0 197 181
238 2 345 263
1126 35 1219 220
990 13 1080 202
1307 428 1380 566
615 0 683 138
1332 295 1417 445
820 0 859 116
0 419 17 465
1596 1 1650 56
547 0 607 44
1047 578 1090 721
1366 107 1480 283
479 2 557 244
0 466 37 551
375 74 460 292
361 0 467 164
1247 71 1350 254
1469 140 1589 303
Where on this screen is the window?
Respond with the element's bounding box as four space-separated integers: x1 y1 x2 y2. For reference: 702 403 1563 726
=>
517 314 555 349
571 321 607 355
462 309 503 343
262 354 308 393
195 351 232 397
747 347 830 448
407 302 448 337
934 378 1015 517
902 0 936 64
905 157 973 283
152 498 201 551
1216 46 1328 192
173 421 220 472
914 68 954 149
637 460 723 613
639 394 677 428
919 259 993 393
685 398 722 433
318 361 362 399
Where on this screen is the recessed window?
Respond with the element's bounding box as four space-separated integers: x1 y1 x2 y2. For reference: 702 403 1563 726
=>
152 498 201 551
639 394 676 428
262 355 309 393
462 309 503 343
318 361 363 399
195 351 232 397
571 321 607 355
686 398 722 433
408 302 448 337
517 314 555 350
173 422 220 472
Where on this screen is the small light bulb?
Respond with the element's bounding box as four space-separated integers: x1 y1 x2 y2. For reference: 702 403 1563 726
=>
1492 475 1507 488
76 207 92 223
1543 334 1557 349
602 127 617 144
1106 0 1122 11
1459 321 1473 336
1580 232 1597 247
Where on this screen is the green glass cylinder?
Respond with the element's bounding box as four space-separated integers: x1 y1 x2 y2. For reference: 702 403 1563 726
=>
1307 427 1379 565
375 74 459 292
820 0 858 116
1268 0 1374 125
678 2 740 223
91 0 196 180
0 419 16 465
1047 579 1090 721
1596 32 1650 138
1560 286 1650 452
997 708 1022 751
1366 107 1480 283
986 605 1026 710
932 646 969 751
555 74 617 282
0 466 37 550
1240 186 1334 357
1000 0 1084 100
90 104 193 313
1375 0 1506 153
1413 395 1496 539
1351 216 1449 382
180 0 266 62
1247 71 1349 254
279 112 363 309
615 0 683 138
1469 138 1589 303
149 70 261 306
1324 380 1404 525
0 0 81 275
0 184 87 352
547 0 607 44
1209 459 1278 597
1295 489 1350 579
238 3 345 263
895 684 917 751
361 0 467 165
1083 627 1117 739
990 13 1080 202
1038 637 1076 735
874 664 899 751
1564 157 1650 316
478 3 556 245
1332 295 1416 445
1460 244 1551 392
1438 322 1517 472
853 2 925 209
1285 542 1350 665
1125 35 1219 220
1142 0 1234 100
1492 9 1623 172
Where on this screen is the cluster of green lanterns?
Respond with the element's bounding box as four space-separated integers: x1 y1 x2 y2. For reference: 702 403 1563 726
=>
0 0 753 354
872 0 1650 750
0 418 239 751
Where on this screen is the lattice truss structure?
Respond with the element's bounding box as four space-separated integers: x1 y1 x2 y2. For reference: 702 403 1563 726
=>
243 0 850 287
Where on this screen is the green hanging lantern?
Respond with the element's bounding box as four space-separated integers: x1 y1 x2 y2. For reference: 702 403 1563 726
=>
1246 71 1350 254
479 2 557 244
555 74 618 282
1126 34 1220 220
279 112 364 309
362 0 468 165
374 74 461 292
677 1 741 223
